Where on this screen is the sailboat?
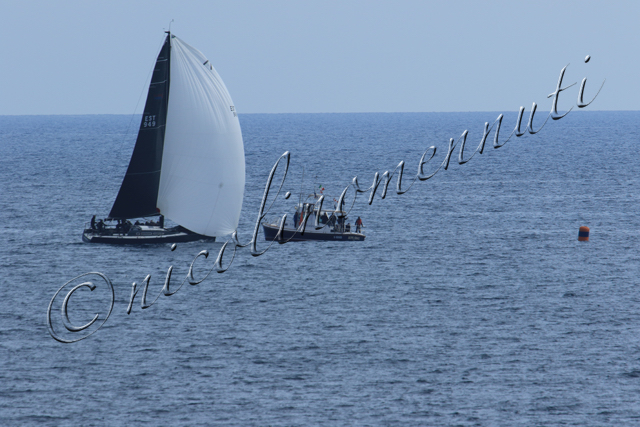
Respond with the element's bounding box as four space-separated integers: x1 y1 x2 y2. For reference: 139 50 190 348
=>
83 32 245 244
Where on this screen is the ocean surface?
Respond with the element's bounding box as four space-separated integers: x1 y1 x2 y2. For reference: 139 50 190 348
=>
1 111 640 426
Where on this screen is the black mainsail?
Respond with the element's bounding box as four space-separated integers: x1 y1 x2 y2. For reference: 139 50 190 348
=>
108 34 171 219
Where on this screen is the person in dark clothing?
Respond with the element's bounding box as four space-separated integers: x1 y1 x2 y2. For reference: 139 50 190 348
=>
293 211 300 228
159 215 165 228
90 215 96 229
355 217 363 233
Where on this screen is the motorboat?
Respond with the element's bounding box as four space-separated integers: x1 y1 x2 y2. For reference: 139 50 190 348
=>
262 194 365 242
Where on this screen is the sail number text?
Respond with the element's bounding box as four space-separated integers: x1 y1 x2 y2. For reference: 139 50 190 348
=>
143 115 157 127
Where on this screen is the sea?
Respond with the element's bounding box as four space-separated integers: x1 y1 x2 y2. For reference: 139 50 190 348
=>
1 111 640 426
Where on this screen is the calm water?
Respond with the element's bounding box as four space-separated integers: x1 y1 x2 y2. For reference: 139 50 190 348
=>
1 111 640 426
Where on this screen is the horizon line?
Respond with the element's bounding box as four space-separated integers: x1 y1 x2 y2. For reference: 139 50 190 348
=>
0 109 634 117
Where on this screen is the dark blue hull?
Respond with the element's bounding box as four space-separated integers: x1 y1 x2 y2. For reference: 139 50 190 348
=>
262 223 365 242
82 227 215 244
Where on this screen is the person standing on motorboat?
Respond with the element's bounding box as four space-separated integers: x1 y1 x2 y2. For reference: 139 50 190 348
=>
355 217 363 233
328 213 336 228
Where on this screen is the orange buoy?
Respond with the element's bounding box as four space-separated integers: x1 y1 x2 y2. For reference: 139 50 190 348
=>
578 226 590 241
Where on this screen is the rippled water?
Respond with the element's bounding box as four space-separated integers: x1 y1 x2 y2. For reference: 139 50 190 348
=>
1 111 640 425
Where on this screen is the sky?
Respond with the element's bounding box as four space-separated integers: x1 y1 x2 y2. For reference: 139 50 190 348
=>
0 0 636 115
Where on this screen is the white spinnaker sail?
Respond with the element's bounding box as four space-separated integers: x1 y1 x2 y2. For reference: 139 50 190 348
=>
158 36 245 236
